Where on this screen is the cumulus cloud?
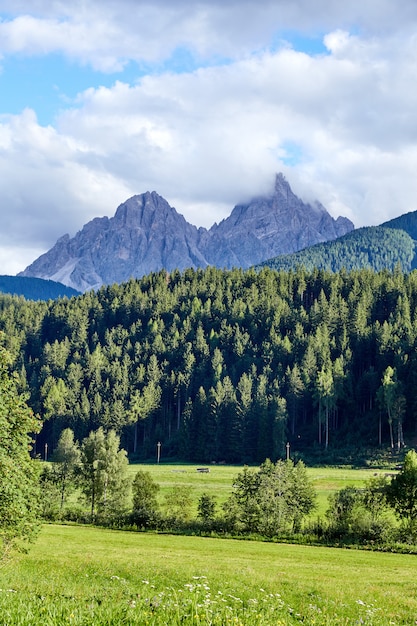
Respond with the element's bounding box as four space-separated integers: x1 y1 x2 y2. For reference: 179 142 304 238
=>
1 0 417 273
1 0 417 68
56 35 417 223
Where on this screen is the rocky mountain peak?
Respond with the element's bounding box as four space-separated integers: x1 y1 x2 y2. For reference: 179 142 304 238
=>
274 172 291 199
20 174 354 291
201 174 354 268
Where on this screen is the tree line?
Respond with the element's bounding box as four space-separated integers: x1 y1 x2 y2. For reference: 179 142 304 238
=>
1 334 417 559
41 427 417 547
1 265 417 462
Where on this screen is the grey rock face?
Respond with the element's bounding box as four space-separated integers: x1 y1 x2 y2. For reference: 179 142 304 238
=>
202 174 353 267
20 175 354 291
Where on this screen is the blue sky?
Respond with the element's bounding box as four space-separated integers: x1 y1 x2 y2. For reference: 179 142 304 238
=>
1 0 417 274
0 28 327 125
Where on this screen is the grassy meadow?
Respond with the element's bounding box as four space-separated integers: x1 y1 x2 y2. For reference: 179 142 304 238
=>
128 462 387 516
0 523 416 625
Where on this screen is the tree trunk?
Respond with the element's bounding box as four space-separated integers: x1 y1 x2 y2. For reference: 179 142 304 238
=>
378 411 382 446
388 417 394 449
325 406 329 450
318 400 322 445
177 390 181 430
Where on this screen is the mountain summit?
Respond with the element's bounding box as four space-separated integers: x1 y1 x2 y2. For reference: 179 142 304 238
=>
202 173 353 268
20 174 354 291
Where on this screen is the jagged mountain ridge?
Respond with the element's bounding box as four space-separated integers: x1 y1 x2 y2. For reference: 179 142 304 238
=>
204 174 353 267
19 174 354 291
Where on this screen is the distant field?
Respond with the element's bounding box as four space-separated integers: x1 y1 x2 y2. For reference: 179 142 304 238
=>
128 462 385 516
0 524 415 624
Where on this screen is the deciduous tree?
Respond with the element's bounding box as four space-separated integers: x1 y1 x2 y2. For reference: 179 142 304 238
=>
79 428 130 521
386 450 417 536
131 469 160 527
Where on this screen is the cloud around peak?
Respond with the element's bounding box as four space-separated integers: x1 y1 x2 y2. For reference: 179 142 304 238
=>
1 0 417 272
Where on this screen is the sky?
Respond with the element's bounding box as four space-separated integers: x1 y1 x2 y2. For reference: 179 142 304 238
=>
1 0 417 275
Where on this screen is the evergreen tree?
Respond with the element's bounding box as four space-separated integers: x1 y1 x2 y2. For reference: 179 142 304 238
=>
52 427 80 511
0 344 41 558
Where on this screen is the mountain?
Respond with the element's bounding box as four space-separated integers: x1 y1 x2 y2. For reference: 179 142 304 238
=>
202 173 353 267
19 192 207 292
19 174 354 291
255 226 417 273
0 275 80 300
381 210 417 241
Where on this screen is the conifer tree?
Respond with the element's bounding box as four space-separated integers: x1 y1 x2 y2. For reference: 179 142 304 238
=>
0 344 41 558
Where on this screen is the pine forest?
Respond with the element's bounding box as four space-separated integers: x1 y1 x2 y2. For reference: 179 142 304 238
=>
1 265 417 464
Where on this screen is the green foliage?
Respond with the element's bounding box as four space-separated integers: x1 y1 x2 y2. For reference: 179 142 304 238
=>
197 492 217 524
378 366 405 450
256 226 416 273
382 209 417 251
0 275 80 301
131 469 160 526
79 428 131 521
386 449 417 537
227 459 316 536
0 344 42 558
326 477 394 543
51 428 80 510
3 266 417 463
38 465 61 520
164 484 194 522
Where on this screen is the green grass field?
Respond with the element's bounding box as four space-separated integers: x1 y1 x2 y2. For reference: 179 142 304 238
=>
14 463 405 624
0 523 416 625
128 462 386 516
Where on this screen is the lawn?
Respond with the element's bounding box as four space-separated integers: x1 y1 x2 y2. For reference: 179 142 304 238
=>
0 524 416 624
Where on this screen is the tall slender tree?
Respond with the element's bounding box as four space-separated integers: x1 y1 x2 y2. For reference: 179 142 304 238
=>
52 427 80 511
0 344 41 558
79 428 130 520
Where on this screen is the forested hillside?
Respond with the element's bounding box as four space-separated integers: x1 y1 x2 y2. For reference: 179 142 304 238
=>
1 266 416 463
382 210 417 242
0 275 80 300
256 226 417 273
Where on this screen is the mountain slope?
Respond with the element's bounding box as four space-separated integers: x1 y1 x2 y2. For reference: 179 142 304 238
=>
19 174 354 291
255 225 417 273
381 210 417 242
20 192 207 292
0 275 80 300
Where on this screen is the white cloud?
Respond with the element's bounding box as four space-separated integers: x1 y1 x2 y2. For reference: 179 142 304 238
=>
0 109 132 260
1 0 417 69
1 1 417 273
